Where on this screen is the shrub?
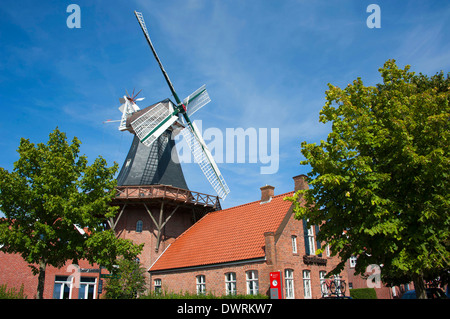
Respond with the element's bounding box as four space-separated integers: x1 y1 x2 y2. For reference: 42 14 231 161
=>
349 288 377 299
140 291 269 299
0 284 27 299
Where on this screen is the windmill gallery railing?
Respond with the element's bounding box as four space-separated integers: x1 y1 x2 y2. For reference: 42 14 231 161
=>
114 184 221 210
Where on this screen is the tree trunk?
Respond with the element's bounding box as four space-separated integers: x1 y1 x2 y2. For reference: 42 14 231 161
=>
412 273 427 299
36 261 46 299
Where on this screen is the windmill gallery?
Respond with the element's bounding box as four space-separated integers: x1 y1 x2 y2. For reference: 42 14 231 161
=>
0 11 350 299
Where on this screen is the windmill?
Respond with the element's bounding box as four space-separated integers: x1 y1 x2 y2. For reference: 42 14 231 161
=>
116 11 230 199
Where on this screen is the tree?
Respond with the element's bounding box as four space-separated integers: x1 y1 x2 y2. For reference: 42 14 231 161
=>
0 128 143 299
286 60 449 299
102 258 147 299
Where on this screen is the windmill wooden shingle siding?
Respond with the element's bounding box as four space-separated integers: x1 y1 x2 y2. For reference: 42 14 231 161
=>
116 100 188 189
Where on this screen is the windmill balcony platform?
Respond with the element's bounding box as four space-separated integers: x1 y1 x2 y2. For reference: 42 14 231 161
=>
113 184 221 210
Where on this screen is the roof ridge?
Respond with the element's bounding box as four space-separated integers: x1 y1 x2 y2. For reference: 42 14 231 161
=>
152 191 295 259
209 190 295 215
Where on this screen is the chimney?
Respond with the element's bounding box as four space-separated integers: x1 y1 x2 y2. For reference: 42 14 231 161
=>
264 232 276 265
260 185 275 203
293 174 309 192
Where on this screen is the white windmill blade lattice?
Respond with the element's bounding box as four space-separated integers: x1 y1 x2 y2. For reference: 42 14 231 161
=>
135 11 150 39
180 122 230 199
183 85 211 117
131 102 178 147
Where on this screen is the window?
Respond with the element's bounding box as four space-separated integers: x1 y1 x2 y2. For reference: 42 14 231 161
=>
225 272 236 295
78 277 96 299
307 226 315 255
303 219 316 255
136 220 143 233
303 270 311 299
284 269 295 299
349 256 357 268
319 271 328 297
291 236 298 254
326 244 331 257
196 275 206 295
246 270 259 295
53 276 72 299
391 286 397 297
154 279 162 293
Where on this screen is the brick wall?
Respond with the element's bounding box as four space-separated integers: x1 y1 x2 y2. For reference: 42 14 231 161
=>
0 251 37 298
150 261 269 296
271 211 348 299
0 251 102 299
148 212 349 299
114 202 201 279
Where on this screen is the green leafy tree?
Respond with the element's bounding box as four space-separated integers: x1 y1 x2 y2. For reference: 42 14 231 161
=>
0 128 143 299
286 60 449 299
102 258 147 299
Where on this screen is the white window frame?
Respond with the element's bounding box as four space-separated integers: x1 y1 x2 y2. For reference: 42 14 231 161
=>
154 279 162 293
225 272 237 295
284 269 295 299
326 244 331 257
79 277 97 299
246 270 259 295
319 271 328 297
53 276 73 299
349 256 357 268
291 235 298 254
307 226 315 255
196 275 206 295
303 270 312 299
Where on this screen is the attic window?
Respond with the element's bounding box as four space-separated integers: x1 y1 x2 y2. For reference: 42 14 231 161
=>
349 256 357 268
291 236 298 254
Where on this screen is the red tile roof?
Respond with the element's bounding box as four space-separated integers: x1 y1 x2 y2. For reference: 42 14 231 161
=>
149 191 294 272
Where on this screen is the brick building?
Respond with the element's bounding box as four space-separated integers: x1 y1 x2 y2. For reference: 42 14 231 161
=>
0 251 103 299
345 257 416 299
146 175 348 299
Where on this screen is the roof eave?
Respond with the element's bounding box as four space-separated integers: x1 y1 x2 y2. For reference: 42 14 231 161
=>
148 257 266 274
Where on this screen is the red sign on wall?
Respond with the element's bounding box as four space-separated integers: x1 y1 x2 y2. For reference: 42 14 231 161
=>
270 271 283 299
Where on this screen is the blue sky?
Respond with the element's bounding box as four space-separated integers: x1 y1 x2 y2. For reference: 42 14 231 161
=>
1 0 449 210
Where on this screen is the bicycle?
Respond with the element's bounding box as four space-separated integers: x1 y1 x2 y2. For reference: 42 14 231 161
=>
321 276 346 297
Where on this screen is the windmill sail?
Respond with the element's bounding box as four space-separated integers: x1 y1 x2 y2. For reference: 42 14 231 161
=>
131 101 178 147
180 122 230 199
133 10 230 199
135 11 182 104
183 85 211 117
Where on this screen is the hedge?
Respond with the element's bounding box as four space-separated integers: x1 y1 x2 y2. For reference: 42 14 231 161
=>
349 288 377 299
140 291 269 299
